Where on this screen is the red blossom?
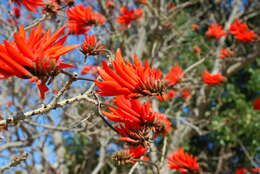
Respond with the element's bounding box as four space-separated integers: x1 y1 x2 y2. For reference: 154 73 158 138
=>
95 49 167 98
67 4 106 35
117 6 143 27
157 90 176 102
165 65 184 86
80 35 105 56
192 24 200 31
202 70 226 85
105 0 116 9
13 7 21 18
181 87 191 99
219 48 234 59
81 65 98 75
192 45 202 54
253 97 260 110
11 0 44 12
252 168 260 172
229 19 257 42
206 24 227 39
112 145 147 164
167 148 200 174
103 95 171 131
235 168 248 174
0 24 78 99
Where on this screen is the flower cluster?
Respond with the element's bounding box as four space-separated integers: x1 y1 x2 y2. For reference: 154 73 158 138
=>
117 6 143 28
206 19 257 42
167 148 200 174
235 168 260 174
219 48 234 59
103 96 172 164
202 70 226 85
230 19 257 42
11 0 44 12
0 24 78 99
95 49 183 98
80 35 105 57
67 4 106 35
206 24 227 39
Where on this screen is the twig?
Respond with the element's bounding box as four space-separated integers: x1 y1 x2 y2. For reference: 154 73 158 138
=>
133 159 160 174
24 14 48 31
0 83 97 126
93 93 119 134
0 152 28 172
128 162 139 174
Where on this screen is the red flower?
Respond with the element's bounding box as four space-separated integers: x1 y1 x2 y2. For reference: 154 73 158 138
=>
253 97 260 110
106 0 116 9
206 24 227 39
12 0 44 12
201 70 226 85
167 4 176 9
192 45 202 54
252 168 260 173
112 145 147 164
165 65 183 86
181 87 191 99
95 49 166 98
192 24 199 31
81 65 98 75
80 35 105 56
13 7 21 18
0 24 78 99
67 4 106 35
229 19 257 42
117 6 143 27
103 96 171 139
157 90 175 102
219 48 234 59
167 148 200 174
235 168 248 174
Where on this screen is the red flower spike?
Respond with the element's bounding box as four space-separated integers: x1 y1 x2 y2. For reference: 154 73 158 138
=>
0 24 79 99
235 168 248 174
103 96 155 125
11 0 44 12
117 6 143 27
165 65 183 86
206 24 227 39
253 97 260 110
167 148 200 174
13 7 21 18
219 48 234 59
81 65 98 75
157 90 176 102
230 19 257 42
202 70 226 85
67 4 106 35
112 145 147 165
103 96 171 138
80 35 105 56
95 49 167 97
252 168 260 173
181 87 191 99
